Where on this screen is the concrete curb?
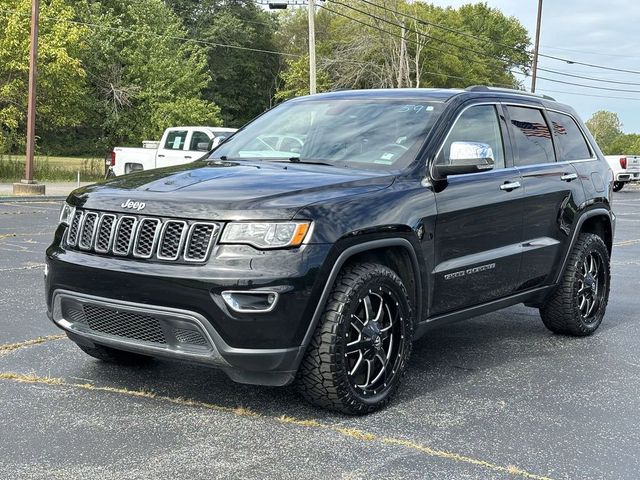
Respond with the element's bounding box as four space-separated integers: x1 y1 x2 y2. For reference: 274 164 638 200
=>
0 195 66 203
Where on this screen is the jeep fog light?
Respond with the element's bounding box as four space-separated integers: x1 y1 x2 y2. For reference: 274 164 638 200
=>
221 291 279 313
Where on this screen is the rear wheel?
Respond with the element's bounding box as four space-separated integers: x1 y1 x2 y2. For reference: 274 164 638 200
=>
75 342 153 365
296 262 413 415
613 181 624 192
539 233 610 336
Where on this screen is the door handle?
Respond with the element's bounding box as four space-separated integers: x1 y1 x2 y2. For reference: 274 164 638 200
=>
560 173 578 182
184 156 192 159
157 154 165 158
500 181 521 191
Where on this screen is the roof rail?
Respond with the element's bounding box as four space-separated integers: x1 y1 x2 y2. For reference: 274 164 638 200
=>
465 85 556 101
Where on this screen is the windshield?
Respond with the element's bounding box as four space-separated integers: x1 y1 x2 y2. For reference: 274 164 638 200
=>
209 97 443 169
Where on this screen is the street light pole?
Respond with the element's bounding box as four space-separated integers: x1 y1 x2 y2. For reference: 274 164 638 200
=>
308 0 316 94
25 0 40 182
531 0 543 93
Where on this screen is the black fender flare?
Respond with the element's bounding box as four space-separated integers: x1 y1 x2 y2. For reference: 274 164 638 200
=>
554 207 614 284
293 238 422 370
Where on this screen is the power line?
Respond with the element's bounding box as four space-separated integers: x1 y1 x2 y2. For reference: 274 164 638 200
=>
512 70 640 94
354 0 529 58
342 0 640 78
318 4 516 88
538 52 640 75
0 7 300 58
537 67 640 86
537 88 640 102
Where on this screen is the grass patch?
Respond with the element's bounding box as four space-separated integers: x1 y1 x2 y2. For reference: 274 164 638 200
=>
0 154 105 182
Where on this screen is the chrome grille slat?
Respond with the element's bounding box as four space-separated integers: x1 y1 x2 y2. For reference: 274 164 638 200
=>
65 209 220 263
133 218 161 258
94 214 116 253
157 220 187 261
112 216 137 256
67 211 83 246
78 212 99 250
184 223 219 262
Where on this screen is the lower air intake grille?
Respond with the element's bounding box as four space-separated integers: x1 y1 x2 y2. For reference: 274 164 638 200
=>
173 328 208 346
80 305 167 344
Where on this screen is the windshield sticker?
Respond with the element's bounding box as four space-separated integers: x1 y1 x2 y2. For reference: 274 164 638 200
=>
399 105 431 113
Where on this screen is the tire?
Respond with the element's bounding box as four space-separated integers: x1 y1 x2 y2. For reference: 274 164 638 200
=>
75 342 153 366
296 262 414 415
612 182 624 192
540 233 610 336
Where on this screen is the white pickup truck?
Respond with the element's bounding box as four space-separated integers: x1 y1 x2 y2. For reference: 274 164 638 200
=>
107 126 237 177
605 155 640 191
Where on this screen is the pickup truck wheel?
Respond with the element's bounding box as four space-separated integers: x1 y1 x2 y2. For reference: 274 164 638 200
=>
76 342 153 365
612 182 624 192
296 262 413 415
539 233 610 336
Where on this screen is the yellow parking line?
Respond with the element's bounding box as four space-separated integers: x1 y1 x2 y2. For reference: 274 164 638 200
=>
0 371 554 480
0 335 65 354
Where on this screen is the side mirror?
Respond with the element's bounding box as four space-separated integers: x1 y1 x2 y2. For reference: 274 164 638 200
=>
434 141 495 177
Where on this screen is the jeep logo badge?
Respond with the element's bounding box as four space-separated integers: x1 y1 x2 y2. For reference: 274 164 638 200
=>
120 199 146 211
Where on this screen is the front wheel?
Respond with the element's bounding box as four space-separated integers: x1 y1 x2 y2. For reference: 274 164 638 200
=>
539 233 610 336
612 181 624 192
296 262 414 415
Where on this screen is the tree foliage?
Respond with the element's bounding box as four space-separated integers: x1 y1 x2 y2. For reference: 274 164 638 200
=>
273 0 531 99
0 0 87 153
585 110 624 154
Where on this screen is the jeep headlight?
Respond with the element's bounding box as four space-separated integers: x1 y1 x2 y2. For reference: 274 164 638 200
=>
220 221 311 249
59 202 75 226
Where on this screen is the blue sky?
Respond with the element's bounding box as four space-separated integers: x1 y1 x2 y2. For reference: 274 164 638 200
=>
430 0 640 132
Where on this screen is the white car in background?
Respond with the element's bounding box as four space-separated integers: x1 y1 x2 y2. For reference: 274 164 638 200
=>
107 126 237 177
605 155 640 191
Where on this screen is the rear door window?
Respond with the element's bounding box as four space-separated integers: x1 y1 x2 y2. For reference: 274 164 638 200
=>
507 106 556 166
163 130 188 150
547 111 592 161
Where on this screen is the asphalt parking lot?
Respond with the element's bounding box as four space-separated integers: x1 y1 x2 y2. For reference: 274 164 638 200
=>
1 189 639 480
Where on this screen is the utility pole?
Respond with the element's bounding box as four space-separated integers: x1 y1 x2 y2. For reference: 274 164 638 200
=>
308 0 317 94
266 0 317 94
530 0 543 93
25 0 39 182
14 0 44 195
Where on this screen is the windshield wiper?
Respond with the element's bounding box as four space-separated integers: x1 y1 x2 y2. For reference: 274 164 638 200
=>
284 157 334 166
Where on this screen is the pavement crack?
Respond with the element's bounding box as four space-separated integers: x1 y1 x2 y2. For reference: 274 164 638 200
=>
0 370 555 480
0 335 65 354
0 263 45 272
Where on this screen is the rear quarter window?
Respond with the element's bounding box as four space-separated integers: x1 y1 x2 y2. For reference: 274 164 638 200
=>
547 111 593 161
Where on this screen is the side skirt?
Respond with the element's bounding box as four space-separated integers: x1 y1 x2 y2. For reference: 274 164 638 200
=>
414 285 555 339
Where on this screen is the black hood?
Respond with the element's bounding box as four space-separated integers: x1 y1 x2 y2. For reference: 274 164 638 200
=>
69 160 394 220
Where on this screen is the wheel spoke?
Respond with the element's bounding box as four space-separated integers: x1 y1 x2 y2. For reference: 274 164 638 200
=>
346 338 368 354
373 295 385 323
370 351 389 385
351 314 366 333
349 351 364 376
380 303 394 332
363 295 374 323
578 295 586 311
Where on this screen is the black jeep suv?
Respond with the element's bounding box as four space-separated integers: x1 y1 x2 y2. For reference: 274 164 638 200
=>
46 87 614 414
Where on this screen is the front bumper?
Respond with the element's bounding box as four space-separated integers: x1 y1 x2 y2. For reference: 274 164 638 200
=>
46 227 333 385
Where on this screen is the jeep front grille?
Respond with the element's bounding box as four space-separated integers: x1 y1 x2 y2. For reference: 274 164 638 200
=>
66 209 220 263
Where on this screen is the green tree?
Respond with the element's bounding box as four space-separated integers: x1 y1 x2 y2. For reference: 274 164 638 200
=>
0 0 88 153
164 0 281 126
274 0 530 99
585 110 623 154
607 133 640 155
76 0 222 150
